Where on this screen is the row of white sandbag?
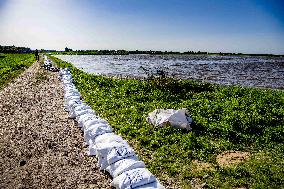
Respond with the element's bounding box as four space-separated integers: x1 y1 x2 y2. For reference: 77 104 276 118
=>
59 67 165 189
43 55 59 72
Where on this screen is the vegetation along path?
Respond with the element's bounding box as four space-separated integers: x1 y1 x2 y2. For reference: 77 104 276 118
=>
0 60 111 188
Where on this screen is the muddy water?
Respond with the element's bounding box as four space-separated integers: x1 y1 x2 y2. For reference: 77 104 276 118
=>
55 54 284 89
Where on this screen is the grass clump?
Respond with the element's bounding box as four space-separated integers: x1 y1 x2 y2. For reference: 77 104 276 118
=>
0 54 35 89
50 55 284 188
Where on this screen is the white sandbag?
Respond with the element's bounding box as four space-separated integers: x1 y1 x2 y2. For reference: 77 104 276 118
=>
64 98 83 113
84 123 113 142
64 96 80 103
94 133 124 145
88 139 97 156
77 114 98 128
64 93 80 99
146 108 192 130
65 87 79 93
62 75 73 81
87 136 125 156
111 168 156 189
96 141 130 170
68 102 87 114
62 79 73 85
106 157 144 178
65 99 82 112
64 90 80 97
82 118 109 131
137 181 165 189
73 104 92 112
107 146 136 165
64 86 77 93
75 109 96 121
64 96 80 104
63 83 76 89
87 133 124 155
69 104 92 119
95 141 130 160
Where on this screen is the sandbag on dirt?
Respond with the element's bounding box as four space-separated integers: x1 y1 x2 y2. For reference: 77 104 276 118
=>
95 140 128 155
94 133 124 145
147 108 192 130
106 157 145 178
82 118 109 131
64 96 81 107
68 102 88 114
64 88 80 95
87 133 124 156
63 86 78 94
111 168 156 189
88 140 98 156
65 99 82 111
75 108 95 121
107 146 136 165
64 93 80 100
96 141 131 170
77 114 98 128
70 105 94 119
64 92 80 100
84 123 113 142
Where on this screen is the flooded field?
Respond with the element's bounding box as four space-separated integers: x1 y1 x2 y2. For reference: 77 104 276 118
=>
55 54 284 89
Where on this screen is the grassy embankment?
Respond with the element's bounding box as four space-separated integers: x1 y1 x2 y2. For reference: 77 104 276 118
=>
0 53 35 89
50 55 284 188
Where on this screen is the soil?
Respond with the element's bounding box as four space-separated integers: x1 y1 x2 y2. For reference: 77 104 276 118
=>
216 151 250 167
0 61 111 188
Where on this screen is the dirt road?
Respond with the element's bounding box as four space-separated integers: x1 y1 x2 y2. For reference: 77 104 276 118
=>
0 61 111 188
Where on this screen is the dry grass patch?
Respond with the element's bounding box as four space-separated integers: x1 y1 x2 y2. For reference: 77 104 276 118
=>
216 151 250 167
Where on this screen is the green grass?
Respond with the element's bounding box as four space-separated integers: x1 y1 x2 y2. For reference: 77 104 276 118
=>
50 55 284 188
0 54 35 89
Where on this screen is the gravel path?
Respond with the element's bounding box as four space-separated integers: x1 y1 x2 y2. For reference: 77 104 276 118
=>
0 61 111 188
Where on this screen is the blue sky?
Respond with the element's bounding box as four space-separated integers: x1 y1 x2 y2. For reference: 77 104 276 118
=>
0 0 283 54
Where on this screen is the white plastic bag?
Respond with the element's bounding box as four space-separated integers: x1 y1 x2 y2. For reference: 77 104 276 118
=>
111 168 156 189
147 108 192 130
106 157 144 178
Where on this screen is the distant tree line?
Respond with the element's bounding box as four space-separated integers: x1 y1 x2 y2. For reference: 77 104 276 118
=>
57 49 211 55
0 45 32 53
57 48 282 57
